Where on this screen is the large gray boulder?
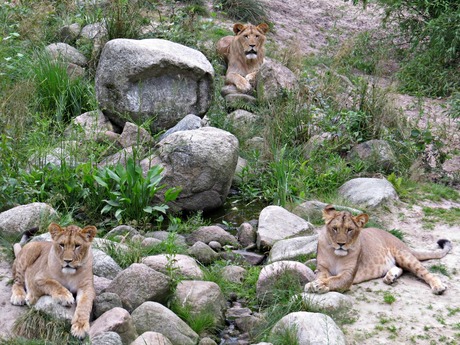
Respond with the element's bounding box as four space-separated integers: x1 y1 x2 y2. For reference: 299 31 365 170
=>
268 235 318 263
257 206 315 250
45 42 87 66
338 177 399 208
131 302 199 345
131 332 173 345
172 280 227 327
141 127 239 212
96 38 214 132
186 225 238 247
89 307 138 345
0 203 56 237
256 261 315 303
142 254 204 280
348 139 397 171
105 263 170 312
64 110 115 142
270 312 346 345
92 248 123 280
257 58 298 101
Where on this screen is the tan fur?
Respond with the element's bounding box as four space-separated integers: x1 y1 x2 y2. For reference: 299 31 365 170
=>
305 205 452 295
216 23 269 93
11 223 97 339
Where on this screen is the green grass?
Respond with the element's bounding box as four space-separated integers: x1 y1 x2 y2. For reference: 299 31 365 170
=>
170 302 220 336
429 264 451 278
11 309 89 345
422 206 460 229
100 231 188 269
383 291 396 304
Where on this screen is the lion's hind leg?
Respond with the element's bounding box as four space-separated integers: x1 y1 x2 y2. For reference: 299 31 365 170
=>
395 249 446 294
383 266 403 285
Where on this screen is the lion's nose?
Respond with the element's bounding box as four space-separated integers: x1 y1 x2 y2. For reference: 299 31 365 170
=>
249 45 255 49
337 242 346 247
64 259 72 264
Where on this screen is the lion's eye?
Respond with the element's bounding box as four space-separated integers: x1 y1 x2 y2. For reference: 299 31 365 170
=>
244 35 248 39
59 244 64 249
75 245 81 250
256 35 259 38
347 228 354 233
332 227 338 233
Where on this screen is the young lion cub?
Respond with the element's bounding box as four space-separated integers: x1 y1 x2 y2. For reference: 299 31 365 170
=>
305 205 452 294
10 223 97 339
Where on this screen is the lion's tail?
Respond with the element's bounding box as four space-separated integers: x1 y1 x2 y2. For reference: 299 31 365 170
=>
13 227 40 257
412 239 452 261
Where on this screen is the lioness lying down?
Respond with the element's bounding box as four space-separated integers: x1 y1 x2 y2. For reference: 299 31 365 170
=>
216 22 269 93
11 223 97 339
305 205 452 294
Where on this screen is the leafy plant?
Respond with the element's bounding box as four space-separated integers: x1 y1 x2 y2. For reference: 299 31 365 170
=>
351 0 460 97
94 157 181 226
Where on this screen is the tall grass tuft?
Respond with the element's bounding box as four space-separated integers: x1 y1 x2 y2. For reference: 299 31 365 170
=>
214 0 269 24
31 51 95 124
12 308 85 345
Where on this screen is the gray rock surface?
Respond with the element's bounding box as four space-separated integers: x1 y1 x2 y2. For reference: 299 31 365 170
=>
96 38 214 132
257 205 315 250
105 263 170 312
271 311 346 345
0 203 56 237
131 302 199 345
338 177 398 208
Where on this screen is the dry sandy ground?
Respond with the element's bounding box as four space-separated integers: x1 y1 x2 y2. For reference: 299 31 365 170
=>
0 260 25 339
343 201 460 345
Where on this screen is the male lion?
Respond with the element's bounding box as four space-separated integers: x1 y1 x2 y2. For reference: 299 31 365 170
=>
305 205 452 294
10 223 97 339
216 23 269 93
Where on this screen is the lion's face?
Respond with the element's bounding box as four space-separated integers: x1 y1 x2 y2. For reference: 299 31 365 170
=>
322 205 369 256
49 223 97 274
233 23 269 61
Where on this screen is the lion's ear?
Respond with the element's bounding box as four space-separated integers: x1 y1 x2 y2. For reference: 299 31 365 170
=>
322 204 336 223
81 226 97 242
257 23 269 34
233 23 245 35
48 223 63 239
354 213 369 228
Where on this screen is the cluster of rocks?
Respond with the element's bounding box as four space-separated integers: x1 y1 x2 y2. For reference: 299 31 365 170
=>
0 178 399 344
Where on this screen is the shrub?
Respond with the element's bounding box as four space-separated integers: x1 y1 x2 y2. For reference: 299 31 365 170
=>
352 0 460 96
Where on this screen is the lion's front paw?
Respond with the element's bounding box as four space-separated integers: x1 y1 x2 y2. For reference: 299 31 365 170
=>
71 320 89 339
10 292 26 306
245 72 257 85
54 290 75 307
235 79 252 93
305 279 330 294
